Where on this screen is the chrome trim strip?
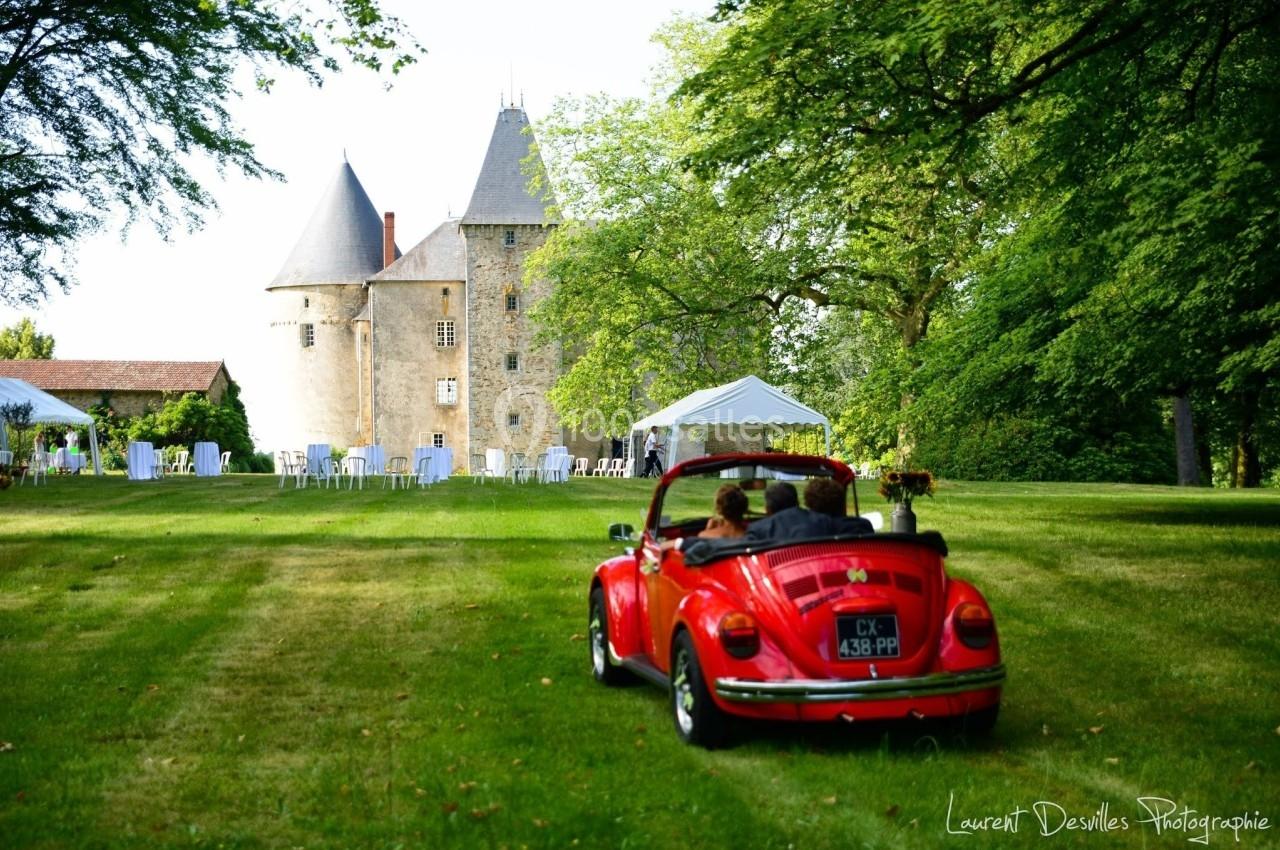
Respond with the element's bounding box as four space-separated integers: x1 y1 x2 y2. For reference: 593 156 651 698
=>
714 664 1005 703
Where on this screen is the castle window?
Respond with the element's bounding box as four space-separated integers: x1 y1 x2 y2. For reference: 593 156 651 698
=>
503 229 516 248
432 432 445 448
435 377 457 405
300 323 315 348
303 297 309 308
436 320 455 348
505 292 519 312
505 352 519 372
508 413 521 431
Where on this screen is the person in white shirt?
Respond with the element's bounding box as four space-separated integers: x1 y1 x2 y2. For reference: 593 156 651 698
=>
642 426 664 477
66 427 79 450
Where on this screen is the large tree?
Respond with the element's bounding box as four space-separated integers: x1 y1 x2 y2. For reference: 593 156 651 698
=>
685 0 1278 484
0 317 53 358
0 0 423 305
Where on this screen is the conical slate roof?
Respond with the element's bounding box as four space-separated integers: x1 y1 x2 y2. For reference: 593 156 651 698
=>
269 160 399 288
461 107 556 226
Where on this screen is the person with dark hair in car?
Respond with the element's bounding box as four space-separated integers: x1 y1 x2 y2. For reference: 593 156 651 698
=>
700 484 749 539
745 481 830 541
803 477 874 535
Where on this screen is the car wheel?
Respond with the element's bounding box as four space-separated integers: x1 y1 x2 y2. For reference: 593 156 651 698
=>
670 630 728 748
955 704 999 736
589 587 628 685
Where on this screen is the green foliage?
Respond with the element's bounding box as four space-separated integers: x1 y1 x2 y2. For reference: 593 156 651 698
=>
0 318 54 359
0 0 424 305
234 452 275 474
88 382 254 463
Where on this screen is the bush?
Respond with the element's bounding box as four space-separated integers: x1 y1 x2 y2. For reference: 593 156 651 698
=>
233 452 275 473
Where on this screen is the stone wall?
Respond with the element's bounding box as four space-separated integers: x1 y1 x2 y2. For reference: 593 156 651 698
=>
464 223 564 458
267 284 365 450
369 280 468 466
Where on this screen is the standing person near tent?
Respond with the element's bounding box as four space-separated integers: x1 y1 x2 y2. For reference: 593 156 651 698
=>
66 426 78 451
642 426 665 478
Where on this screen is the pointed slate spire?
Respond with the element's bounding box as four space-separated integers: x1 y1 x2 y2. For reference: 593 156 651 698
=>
269 160 399 288
461 107 555 226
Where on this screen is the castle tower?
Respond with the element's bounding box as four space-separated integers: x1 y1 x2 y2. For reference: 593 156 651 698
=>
267 160 398 449
461 107 561 457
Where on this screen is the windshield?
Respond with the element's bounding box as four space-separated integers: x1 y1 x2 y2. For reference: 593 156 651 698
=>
650 463 855 539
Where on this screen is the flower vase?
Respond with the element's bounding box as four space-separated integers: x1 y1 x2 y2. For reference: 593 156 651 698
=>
891 501 916 534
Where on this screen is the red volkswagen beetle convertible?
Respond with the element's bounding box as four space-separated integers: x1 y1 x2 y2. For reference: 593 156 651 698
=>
588 453 1004 747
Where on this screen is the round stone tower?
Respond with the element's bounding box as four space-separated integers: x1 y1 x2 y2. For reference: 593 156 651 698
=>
267 160 397 450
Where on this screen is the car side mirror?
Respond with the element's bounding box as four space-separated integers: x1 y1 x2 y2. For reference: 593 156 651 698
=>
609 522 636 542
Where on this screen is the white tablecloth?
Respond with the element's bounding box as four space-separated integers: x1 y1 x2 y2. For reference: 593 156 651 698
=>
128 442 156 480
347 445 385 475
413 446 453 483
485 448 506 477
194 441 220 476
53 448 86 472
307 443 331 480
540 452 572 483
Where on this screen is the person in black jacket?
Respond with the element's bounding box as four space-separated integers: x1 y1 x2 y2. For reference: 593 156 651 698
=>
803 477 874 535
745 482 832 541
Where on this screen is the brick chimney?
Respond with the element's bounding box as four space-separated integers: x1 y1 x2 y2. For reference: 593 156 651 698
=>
382 212 395 269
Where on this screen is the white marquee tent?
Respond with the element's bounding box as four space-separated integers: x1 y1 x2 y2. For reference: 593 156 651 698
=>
630 375 830 469
0 378 102 475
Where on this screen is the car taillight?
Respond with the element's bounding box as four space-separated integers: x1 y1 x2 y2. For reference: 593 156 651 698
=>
719 612 760 659
953 603 994 649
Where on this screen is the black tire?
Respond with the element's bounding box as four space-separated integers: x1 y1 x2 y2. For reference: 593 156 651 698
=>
954 704 1000 737
589 587 628 685
670 630 728 748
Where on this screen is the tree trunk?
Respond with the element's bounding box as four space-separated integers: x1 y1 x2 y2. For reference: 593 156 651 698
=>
1232 389 1262 488
1171 393 1199 486
1196 427 1213 486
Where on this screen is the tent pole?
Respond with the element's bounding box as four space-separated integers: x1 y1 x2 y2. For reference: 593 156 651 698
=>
89 423 102 475
667 420 680 470
823 423 831 457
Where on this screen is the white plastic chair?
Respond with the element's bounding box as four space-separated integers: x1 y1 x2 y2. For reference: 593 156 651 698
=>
572 457 589 477
607 458 626 478
416 454 433 488
591 458 609 476
507 452 526 484
21 451 48 485
342 455 366 490
470 453 497 484
220 451 232 473
152 448 166 479
277 451 294 488
319 456 343 489
384 456 409 490
170 450 191 475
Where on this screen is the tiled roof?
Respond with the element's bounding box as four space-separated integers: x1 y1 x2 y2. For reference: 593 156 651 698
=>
368 219 465 282
269 160 399 289
461 108 557 225
0 360 227 392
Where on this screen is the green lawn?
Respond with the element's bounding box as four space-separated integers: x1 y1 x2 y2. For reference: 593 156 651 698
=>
1 475 1277 849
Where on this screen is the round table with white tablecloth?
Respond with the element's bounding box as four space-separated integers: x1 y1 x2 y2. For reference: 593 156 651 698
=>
542 447 571 483
412 446 453 484
53 447 87 473
306 443 331 480
346 445 385 476
127 441 157 480
194 441 221 476
485 448 506 478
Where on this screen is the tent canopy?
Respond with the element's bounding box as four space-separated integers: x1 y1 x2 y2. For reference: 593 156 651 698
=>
0 378 102 474
631 375 830 459
0 378 94 426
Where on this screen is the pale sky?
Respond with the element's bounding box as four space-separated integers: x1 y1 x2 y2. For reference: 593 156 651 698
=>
0 0 713 450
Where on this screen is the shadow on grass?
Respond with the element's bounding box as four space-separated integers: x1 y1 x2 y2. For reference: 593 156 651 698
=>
1090 502 1280 528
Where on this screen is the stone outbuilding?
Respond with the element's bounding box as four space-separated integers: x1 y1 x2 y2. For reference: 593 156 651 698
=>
0 360 232 417
268 106 599 469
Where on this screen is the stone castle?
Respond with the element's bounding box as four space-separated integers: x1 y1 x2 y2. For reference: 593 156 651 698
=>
268 107 593 469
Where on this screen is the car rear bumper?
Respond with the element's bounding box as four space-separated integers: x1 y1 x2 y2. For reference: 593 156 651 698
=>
714 664 1006 703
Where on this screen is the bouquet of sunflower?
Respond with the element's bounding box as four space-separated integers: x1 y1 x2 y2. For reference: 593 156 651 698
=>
878 469 936 508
